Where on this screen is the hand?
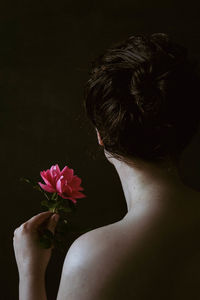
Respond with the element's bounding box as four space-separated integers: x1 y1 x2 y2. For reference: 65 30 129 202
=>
13 211 59 278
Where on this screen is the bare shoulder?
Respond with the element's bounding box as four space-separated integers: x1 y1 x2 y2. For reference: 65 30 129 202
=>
56 221 136 300
56 189 200 300
56 215 169 300
62 222 120 270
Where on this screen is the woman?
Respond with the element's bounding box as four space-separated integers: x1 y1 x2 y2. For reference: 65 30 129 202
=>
13 33 200 299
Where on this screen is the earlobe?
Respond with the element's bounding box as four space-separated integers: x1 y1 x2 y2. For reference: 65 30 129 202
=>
96 129 104 146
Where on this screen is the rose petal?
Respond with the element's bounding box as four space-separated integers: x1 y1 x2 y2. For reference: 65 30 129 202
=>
40 171 53 186
60 166 74 182
63 184 73 195
71 191 86 198
58 193 77 203
38 182 56 193
68 197 77 203
55 164 61 174
56 178 63 194
78 186 84 191
45 169 55 186
70 176 82 189
50 164 60 179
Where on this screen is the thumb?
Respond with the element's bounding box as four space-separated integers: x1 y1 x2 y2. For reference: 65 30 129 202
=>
47 213 60 234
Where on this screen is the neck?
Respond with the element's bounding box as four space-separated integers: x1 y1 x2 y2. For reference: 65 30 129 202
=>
105 151 188 219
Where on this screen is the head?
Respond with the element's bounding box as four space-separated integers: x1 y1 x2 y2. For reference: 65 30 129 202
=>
84 33 200 170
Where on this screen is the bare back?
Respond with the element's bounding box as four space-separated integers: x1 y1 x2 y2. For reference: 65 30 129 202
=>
96 188 200 300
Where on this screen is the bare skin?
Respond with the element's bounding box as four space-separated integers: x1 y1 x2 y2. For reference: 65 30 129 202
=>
96 188 200 300
90 130 200 299
56 185 200 300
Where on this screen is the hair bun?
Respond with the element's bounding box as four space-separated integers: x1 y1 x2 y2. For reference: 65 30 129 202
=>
129 64 161 115
84 33 200 163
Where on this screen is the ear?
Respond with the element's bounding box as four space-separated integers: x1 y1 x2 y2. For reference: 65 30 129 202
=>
95 129 104 146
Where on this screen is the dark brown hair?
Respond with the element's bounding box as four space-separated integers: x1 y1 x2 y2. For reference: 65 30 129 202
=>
84 33 200 164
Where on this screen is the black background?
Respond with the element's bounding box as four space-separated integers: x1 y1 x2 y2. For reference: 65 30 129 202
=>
1 1 200 299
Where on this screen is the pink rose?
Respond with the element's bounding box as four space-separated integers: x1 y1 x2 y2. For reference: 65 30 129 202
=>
38 164 86 203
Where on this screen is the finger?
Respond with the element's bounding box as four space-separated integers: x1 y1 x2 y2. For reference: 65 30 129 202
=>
28 211 54 229
46 214 60 234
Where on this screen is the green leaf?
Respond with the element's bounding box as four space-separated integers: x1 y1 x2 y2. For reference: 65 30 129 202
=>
51 192 58 201
42 229 54 239
49 202 58 209
61 206 72 213
38 237 53 249
33 185 42 191
38 229 54 249
20 177 31 184
41 200 49 208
